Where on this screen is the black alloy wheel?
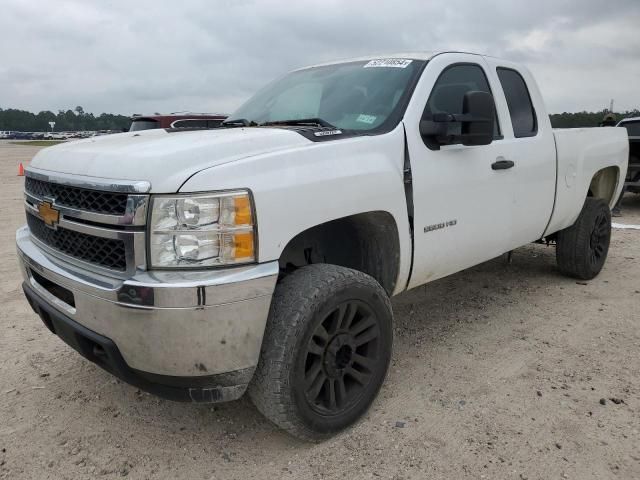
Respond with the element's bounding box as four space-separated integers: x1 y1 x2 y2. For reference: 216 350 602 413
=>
589 209 610 268
557 197 611 280
249 264 393 441
302 299 382 415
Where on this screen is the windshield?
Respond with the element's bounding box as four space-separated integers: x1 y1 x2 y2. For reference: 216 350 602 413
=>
226 59 424 132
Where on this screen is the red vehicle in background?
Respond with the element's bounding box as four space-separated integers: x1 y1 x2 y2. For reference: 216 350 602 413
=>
129 113 227 131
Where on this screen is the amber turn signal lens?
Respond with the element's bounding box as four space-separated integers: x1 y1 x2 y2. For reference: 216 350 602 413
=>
233 231 254 260
234 195 252 225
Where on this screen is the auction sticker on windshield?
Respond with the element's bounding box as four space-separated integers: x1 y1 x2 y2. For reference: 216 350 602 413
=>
364 59 412 68
357 114 377 124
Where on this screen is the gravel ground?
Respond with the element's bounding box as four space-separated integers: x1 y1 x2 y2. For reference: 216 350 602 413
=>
1 141 638 480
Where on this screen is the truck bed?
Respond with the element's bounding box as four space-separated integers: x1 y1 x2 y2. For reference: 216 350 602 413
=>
544 127 629 236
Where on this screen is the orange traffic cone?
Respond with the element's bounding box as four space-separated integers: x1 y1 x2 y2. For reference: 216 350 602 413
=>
18 163 25 176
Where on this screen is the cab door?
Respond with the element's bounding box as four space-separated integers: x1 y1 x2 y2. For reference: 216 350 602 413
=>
483 58 557 248
403 53 515 289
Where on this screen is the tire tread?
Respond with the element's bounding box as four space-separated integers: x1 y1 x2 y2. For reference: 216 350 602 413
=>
556 197 611 280
248 264 392 441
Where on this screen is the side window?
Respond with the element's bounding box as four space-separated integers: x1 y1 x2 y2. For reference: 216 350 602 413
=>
424 64 500 141
496 68 537 137
621 120 640 137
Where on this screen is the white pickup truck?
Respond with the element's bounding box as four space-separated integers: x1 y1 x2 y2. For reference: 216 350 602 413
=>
17 51 628 440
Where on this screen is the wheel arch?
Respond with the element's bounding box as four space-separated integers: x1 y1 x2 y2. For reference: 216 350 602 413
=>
277 211 401 296
587 166 620 207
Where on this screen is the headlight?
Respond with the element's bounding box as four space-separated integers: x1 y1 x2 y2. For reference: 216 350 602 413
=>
149 191 256 268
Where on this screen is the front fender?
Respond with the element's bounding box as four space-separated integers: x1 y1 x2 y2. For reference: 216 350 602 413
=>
180 126 412 296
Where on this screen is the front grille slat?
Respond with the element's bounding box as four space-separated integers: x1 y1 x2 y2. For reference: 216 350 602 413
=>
27 214 127 271
25 177 128 215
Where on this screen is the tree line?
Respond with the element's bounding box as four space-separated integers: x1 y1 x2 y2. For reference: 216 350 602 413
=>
1 106 639 132
0 106 130 132
550 110 639 128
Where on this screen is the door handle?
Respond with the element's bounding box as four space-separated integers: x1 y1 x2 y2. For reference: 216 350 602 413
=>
491 157 515 170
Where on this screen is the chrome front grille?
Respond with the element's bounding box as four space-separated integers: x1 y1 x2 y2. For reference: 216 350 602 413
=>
23 168 150 276
26 214 127 271
25 177 129 215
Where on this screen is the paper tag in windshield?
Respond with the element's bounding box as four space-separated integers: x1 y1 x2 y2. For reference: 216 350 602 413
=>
364 59 412 69
357 114 377 124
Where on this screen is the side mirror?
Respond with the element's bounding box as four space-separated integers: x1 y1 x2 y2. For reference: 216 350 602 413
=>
460 91 495 146
419 90 495 147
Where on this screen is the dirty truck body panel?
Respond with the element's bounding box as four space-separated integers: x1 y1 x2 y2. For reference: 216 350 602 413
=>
16 52 628 407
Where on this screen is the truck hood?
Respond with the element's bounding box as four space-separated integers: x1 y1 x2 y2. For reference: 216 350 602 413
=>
29 128 311 192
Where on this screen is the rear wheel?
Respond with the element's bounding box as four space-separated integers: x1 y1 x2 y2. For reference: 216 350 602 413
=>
556 197 611 280
249 264 393 441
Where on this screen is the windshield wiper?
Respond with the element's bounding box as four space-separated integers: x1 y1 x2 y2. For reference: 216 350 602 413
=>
259 118 337 129
221 118 259 127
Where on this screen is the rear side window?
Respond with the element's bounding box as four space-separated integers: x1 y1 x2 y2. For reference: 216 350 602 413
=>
621 121 640 137
497 68 537 137
424 63 500 140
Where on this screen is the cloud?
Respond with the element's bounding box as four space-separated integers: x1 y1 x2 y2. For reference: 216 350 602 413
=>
1 0 639 115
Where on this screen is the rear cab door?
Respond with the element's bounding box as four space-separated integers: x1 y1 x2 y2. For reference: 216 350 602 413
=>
483 57 557 247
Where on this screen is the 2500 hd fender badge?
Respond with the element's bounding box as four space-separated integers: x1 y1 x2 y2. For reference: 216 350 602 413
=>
38 201 60 229
424 219 457 233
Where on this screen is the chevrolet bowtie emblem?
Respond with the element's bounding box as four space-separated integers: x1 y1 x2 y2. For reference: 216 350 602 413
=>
38 201 60 228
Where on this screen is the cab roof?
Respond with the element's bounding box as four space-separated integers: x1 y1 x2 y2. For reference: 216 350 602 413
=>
302 51 492 70
618 117 640 125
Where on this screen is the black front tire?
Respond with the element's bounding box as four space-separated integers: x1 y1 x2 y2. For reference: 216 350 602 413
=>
248 264 393 441
556 197 612 280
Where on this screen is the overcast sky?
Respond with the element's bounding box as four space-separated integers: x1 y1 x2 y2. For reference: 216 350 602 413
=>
1 0 638 116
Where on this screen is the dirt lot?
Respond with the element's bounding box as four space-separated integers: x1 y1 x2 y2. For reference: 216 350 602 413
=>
0 141 638 480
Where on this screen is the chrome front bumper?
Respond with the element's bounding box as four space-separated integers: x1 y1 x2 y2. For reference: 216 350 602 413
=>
17 226 278 399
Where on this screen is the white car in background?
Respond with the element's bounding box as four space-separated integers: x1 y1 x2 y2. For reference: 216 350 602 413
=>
44 132 66 140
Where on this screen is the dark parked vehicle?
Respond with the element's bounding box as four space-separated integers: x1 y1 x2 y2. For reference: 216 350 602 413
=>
617 118 640 193
12 132 33 140
129 113 227 132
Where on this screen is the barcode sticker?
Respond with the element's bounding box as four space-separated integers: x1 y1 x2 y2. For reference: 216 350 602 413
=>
364 59 412 69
